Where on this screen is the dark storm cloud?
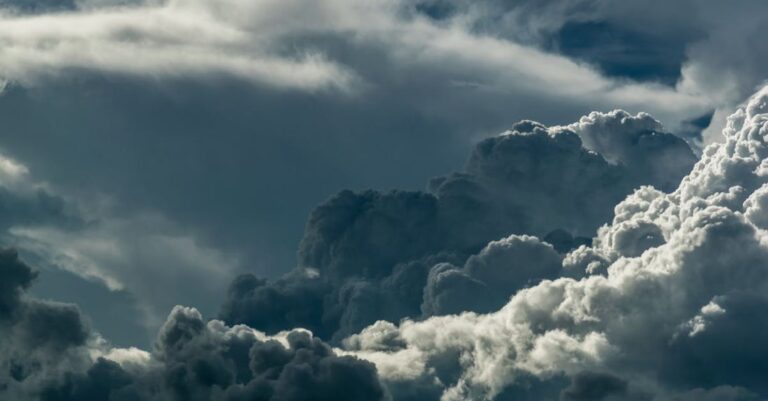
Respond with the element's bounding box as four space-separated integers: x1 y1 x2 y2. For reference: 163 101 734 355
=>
0 249 95 399
0 248 36 318
221 110 697 341
0 249 89 350
0 0 716 347
40 308 388 401
220 272 331 338
0 1 766 400
421 235 562 316
0 250 387 401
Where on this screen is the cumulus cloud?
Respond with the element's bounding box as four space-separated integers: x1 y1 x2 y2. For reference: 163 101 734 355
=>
3 61 768 401
3 3 768 399
0 249 387 401
221 109 696 341
0 248 96 399
0 0 357 92
421 235 562 316
0 0 721 338
343 86 768 400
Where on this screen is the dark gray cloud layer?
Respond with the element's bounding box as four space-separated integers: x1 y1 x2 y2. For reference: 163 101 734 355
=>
221 110 696 341
0 249 93 399
0 249 387 401
0 1 767 400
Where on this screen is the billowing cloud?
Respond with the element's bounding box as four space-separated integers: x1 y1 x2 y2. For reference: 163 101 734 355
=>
0 248 96 399
0 0 724 346
421 235 562 316
343 86 768 400
221 109 696 341
3 67 768 401
2 2 767 400
0 249 387 401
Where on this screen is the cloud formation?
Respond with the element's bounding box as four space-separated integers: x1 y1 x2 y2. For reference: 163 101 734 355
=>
0 249 387 401
1 2 767 399
0 0 357 92
3 76 768 401
0 0 725 344
221 109 696 341
0 0 711 125
0 148 239 344
343 86 768 400
0 248 96 399
0 152 82 234
409 0 768 145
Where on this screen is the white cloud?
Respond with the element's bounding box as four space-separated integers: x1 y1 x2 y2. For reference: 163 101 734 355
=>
0 1 358 92
0 0 713 128
344 86 768 400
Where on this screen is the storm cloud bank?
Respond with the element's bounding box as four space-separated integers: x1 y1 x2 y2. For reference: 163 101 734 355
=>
3 86 768 401
343 86 768 400
221 110 696 341
0 249 387 401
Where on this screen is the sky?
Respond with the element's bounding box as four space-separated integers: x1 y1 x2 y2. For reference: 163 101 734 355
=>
2 1 768 400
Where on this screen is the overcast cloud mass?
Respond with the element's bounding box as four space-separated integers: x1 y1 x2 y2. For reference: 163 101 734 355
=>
2 0 768 400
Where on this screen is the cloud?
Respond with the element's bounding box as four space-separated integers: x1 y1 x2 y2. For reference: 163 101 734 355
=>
421 0 768 146
421 235 562 316
221 109 697 342
558 110 699 191
0 0 722 344
0 248 96 399
0 148 240 344
0 152 82 233
1 58 766 401
0 249 387 401
0 0 712 122
343 86 768 400
558 371 628 401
